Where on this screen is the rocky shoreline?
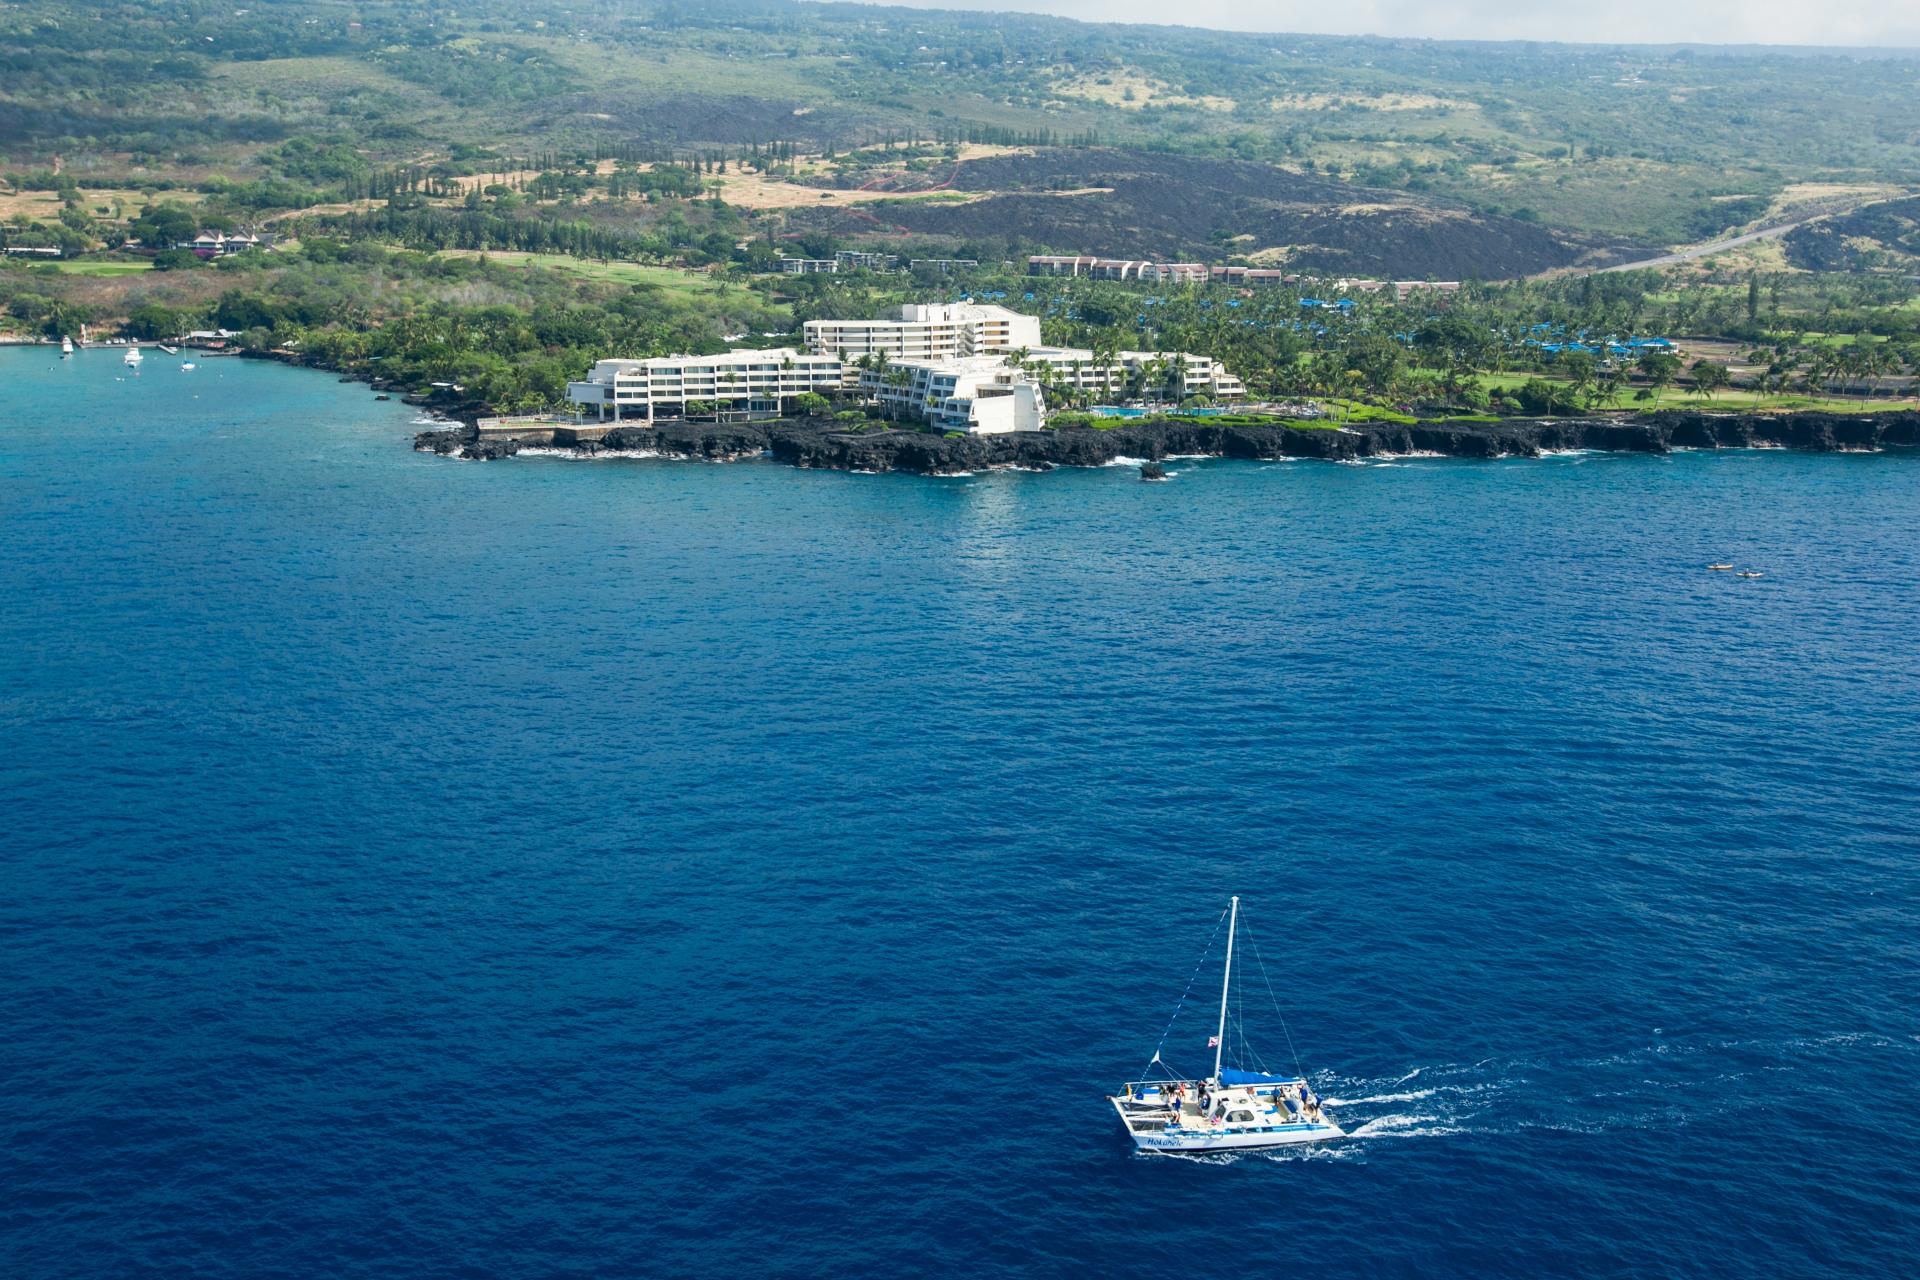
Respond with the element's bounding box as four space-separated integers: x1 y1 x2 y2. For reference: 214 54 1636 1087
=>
414 410 1920 473
245 348 495 422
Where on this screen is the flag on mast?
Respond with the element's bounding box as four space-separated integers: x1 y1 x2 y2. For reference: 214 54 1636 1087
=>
1207 1035 1220 1047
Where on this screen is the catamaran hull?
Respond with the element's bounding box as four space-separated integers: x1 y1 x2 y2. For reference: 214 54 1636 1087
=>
1132 1123 1343 1153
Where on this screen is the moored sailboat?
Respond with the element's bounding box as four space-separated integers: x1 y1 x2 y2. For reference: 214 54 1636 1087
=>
1108 896 1343 1153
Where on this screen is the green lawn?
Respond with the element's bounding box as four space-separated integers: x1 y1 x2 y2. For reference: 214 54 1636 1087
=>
437 251 739 299
1476 371 1914 413
1764 331 1892 349
48 260 154 276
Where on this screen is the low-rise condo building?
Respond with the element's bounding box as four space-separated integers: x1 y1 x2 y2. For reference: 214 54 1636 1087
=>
779 257 838 274
1029 259 1462 301
835 250 899 271
1028 256 1209 284
1016 347 1246 401
804 303 1043 364
566 348 844 421
1210 266 1296 287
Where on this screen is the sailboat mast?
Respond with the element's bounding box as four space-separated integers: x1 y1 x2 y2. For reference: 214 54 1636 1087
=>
1213 895 1237 1081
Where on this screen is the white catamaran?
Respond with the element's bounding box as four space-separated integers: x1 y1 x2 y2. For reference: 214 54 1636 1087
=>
1108 896 1344 1153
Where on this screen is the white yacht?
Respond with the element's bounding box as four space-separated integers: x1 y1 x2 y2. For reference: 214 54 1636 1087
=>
1108 896 1344 1153
61 335 74 357
123 346 143 366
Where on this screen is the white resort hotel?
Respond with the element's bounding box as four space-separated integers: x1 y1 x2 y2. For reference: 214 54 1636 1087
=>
566 303 1243 434
565 348 844 424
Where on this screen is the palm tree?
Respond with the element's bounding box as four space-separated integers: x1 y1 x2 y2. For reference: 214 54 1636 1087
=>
1593 368 1627 411
1856 345 1891 399
1689 359 1730 401
882 366 912 420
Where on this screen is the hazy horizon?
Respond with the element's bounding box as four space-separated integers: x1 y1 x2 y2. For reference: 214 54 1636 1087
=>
842 0 1920 51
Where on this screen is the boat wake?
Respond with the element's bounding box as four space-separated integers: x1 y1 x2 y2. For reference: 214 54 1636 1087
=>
1294 1029 1914 1155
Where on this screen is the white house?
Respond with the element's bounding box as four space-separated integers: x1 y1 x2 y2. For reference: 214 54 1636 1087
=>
177 231 275 258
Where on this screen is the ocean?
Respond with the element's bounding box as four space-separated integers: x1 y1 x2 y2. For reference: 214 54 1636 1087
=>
2 347 1917 1277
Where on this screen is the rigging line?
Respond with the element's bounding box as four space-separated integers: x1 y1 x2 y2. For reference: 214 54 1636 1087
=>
1143 903 1230 1078
1231 1004 1271 1075
1240 912 1305 1080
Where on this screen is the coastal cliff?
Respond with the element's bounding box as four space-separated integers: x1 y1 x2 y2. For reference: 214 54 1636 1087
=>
415 410 1920 472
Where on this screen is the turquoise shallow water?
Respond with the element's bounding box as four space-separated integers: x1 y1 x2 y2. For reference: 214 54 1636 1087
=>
2 348 1918 1277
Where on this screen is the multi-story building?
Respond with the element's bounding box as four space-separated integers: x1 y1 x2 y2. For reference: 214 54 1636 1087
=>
1017 347 1245 402
862 344 1245 434
834 250 899 272
907 258 979 275
1389 280 1462 302
1028 256 1209 284
779 257 838 274
566 348 844 421
1210 266 1296 287
1329 278 1463 301
569 312 1244 433
860 356 1048 434
803 303 1043 364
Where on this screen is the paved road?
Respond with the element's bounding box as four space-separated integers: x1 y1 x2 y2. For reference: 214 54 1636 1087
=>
1595 192 1916 274
1596 221 1803 273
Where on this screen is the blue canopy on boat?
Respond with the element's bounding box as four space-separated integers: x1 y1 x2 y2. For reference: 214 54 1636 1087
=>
1218 1068 1302 1086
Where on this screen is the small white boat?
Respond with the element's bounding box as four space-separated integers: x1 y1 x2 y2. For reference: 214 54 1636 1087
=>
180 361 196 371
123 347 144 366
1708 563 1734 571
1737 570 1764 579
1108 896 1344 1154
61 335 74 357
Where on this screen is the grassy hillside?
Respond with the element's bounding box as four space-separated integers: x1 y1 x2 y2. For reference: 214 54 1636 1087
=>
7 0 1920 424
4 0 1918 246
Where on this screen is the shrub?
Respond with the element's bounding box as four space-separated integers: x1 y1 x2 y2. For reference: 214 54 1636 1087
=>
150 249 204 271
1514 378 1576 415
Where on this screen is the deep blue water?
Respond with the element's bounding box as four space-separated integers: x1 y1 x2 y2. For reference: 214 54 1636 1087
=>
3 347 1918 1278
